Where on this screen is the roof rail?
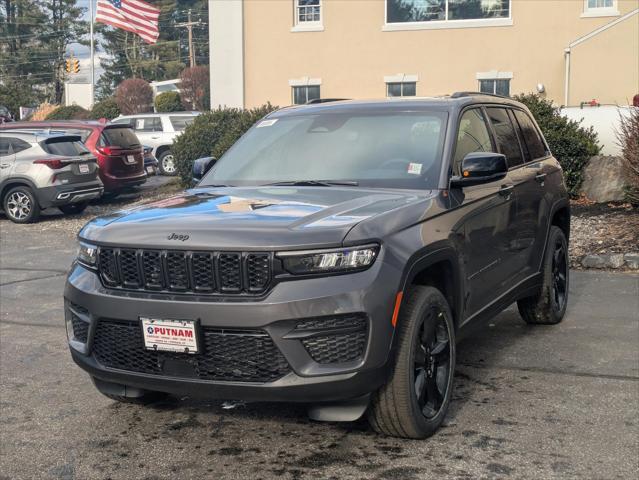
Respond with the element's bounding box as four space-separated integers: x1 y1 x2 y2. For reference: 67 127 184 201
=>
305 98 350 105
451 91 511 99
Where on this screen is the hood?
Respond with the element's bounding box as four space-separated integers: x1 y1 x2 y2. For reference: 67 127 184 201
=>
80 186 436 250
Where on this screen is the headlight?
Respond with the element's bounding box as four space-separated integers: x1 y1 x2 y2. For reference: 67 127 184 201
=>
77 242 97 268
279 245 379 275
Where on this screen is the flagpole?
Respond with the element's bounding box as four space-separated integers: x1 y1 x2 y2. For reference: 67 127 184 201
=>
89 0 95 107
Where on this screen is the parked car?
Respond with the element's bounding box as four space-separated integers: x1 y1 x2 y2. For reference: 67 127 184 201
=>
0 105 13 124
142 146 159 176
0 121 146 196
65 94 570 439
111 112 200 175
0 131 103 223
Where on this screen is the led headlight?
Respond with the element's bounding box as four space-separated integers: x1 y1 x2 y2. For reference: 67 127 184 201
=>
279 245 379 275
77 242 97 268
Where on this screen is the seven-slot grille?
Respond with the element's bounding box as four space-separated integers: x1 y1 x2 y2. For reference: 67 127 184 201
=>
98 248 271 295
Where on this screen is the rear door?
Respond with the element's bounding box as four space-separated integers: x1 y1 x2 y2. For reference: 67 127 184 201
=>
0 136 17 180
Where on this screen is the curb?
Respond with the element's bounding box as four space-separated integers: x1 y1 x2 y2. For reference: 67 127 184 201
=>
580 252 639 270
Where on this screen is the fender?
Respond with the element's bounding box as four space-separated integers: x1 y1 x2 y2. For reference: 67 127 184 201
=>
537 196 571 274
0 176 39 205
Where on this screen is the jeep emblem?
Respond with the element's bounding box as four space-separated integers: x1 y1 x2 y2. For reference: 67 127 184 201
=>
167 233 189 241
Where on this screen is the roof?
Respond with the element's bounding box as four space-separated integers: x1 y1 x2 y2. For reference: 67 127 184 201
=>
0 120 106 130
115 111 200 118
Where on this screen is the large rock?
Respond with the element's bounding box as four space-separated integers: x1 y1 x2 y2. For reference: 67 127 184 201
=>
580 156 626 203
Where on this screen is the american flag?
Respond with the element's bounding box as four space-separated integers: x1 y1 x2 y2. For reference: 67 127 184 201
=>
96 0 160 44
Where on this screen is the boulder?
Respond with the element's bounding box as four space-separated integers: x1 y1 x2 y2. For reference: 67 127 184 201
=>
580 156 626 203
625 253 639 269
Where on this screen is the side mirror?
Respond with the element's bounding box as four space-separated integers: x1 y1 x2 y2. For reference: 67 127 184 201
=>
450 152 508 188
192 156 216 182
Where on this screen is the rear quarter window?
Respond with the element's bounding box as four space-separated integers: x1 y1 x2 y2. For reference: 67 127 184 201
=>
100 127 141 149
513 110 547 160
169 116 195 131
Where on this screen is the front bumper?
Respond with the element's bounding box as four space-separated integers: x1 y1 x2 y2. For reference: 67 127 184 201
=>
64 256 401 403
36 181 104 208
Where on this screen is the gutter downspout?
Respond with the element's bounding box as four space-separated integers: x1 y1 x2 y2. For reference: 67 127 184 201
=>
563 8 639 107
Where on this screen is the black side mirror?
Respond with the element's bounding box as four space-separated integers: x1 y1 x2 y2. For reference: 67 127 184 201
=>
192 156 216 182
450 152 508 188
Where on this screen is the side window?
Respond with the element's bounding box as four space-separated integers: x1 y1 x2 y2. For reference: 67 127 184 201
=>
454 108 493 173
486 107 523 168
513 110 547 160
134 117 162 132
0 137 13 156
10 138 31 154
508 109 530 163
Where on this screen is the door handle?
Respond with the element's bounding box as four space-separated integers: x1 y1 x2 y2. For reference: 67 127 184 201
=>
0 163 11 169
535 173 547 184
498 184 514 197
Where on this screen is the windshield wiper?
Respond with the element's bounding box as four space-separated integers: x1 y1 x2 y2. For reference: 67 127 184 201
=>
262 180 359 187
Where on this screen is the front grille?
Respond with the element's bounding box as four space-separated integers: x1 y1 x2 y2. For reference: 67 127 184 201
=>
92 320 291 383
297 314 368 364
71 315 89 343
97 248 272 295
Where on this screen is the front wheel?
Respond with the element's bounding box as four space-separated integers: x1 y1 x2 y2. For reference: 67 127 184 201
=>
368 286 456 438
158 151 177 176
518 226 569 325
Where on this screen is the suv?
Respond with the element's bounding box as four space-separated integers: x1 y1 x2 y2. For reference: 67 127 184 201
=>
112 112 199 175
65 95 570 438
1 131 103 223
0 121 146 195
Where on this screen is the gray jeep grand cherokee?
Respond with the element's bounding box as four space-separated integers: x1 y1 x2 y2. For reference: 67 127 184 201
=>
65 94 570 438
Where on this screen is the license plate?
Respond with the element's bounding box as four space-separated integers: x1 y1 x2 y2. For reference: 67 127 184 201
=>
79 164 90 174
146 166 155 174
126 155 137 164
141 318 198 354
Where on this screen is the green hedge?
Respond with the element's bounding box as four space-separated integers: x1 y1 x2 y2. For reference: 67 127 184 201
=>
155 91 182 112
172 103 278 185
89 97 120 120
45 105 89 120
514 94 601 196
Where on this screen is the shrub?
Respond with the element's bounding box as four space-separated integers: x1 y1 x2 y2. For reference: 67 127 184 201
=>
155 91 182 112
180 66 209 111
45 105 89 120
514 94 601 196
89 97 120 120
616 107 639 205
172 103 278 185
115 78 153 115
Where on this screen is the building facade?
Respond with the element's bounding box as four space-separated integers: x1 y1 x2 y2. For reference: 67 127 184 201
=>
209 0 639 109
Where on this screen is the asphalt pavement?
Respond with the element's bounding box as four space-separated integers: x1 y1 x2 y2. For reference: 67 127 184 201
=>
0 218 637 480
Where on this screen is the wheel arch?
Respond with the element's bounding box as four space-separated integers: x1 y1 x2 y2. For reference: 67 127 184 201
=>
155 145 172 158
1 177 39 206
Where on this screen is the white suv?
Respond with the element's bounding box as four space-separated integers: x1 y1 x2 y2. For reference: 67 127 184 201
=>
112 112 199 175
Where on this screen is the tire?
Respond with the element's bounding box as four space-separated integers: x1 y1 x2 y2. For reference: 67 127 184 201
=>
517 226 569 325
368 286 456 439
158 151 177 176
99 391 167 405
59 202 88 215
3 186 41 223
100 190 120 201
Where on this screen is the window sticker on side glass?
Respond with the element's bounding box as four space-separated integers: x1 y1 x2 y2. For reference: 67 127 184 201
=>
256 119 278 128
407 163 423 175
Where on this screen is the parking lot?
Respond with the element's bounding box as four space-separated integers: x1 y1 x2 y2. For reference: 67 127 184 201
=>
1 205 638 479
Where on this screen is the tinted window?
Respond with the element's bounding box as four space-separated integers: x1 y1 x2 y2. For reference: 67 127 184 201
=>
454 108 493 173
169 116 195 131
486 107 523 168
100 127 140 148
134 117 162 132
202 111 448 189
11 138 31 154
0 137 13 156
513 110 546 160
42 138 90 156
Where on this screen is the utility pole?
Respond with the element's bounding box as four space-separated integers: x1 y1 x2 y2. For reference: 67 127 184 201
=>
176 10 201 68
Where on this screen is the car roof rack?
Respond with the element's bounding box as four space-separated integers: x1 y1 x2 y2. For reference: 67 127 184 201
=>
451 91 511 99
305 98 350 104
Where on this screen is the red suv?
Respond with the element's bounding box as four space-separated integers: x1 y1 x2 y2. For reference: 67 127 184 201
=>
0 121 146 194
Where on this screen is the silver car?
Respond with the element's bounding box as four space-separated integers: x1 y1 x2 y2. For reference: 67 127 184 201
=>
0 131 103 223
112 112 199 175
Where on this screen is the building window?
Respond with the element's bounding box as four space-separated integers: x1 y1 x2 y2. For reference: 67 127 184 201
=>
582 0 619 17
387 82 417 97
292 85 321 104
385 0 512 30
479 79 510 96
293 0 323 31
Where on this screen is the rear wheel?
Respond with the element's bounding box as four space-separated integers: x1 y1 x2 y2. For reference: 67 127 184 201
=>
59 202 88 215
368 286 456 438
3 186 40 223
518 226 569 325
158 151 177 176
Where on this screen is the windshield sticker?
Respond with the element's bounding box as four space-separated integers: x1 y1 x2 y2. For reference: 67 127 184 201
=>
256 119 278 128
407 163 423 175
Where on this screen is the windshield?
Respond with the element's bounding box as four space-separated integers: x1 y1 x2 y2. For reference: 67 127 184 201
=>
201 110 448 189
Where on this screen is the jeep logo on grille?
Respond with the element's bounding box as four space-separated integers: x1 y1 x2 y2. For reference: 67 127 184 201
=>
167 233 190 241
